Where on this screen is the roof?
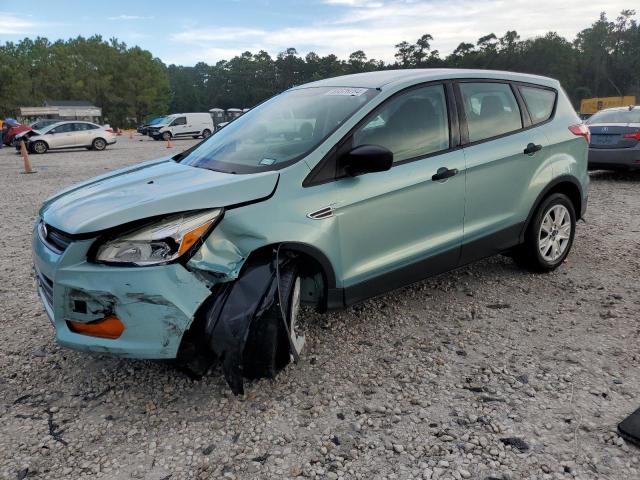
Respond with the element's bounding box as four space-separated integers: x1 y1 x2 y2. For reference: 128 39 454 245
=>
294 68 558 90
44 100 97 107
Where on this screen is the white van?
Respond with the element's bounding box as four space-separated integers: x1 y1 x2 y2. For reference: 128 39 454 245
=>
148 113 214 141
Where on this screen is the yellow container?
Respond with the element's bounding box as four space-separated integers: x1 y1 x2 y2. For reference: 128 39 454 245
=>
580 96 636 114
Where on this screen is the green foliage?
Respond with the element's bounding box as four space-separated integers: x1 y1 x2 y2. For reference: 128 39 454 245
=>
1 10 638 122
0 36 169 127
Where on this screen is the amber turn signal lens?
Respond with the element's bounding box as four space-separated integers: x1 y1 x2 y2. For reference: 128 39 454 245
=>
178 221 213 256
67 316 125 339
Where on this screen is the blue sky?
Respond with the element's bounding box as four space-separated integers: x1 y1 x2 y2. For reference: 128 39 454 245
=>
0 0 632 65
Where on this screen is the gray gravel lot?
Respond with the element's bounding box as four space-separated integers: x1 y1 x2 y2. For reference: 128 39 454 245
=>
1 135 639 480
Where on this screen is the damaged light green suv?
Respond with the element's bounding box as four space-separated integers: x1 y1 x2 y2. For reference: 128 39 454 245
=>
33 69 589 393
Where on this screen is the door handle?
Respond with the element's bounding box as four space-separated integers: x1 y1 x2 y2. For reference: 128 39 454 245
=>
432 167 458 181
524 143 542 155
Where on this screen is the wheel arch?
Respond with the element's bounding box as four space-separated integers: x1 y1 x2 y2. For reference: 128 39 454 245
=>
31 139 49 152
245 242 337 312
520 175 584 243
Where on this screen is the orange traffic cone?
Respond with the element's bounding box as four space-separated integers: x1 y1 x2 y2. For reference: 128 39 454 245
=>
166 137 172 148
20 140 36 174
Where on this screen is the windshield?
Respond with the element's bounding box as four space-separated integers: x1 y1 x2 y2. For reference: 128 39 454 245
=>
587 109 640 124
180 86 379 173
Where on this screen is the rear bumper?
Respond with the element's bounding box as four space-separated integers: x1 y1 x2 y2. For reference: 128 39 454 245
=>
588 147 640 169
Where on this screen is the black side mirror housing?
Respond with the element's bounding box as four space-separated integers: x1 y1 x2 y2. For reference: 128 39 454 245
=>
341 144 393 177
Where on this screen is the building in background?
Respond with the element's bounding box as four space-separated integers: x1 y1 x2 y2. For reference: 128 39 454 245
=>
19 100 102 123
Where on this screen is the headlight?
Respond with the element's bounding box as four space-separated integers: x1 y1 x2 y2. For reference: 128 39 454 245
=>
94 209 222 266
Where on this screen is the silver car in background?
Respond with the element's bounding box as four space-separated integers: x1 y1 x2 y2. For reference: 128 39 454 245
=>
20 121 117 154
587 106 640 171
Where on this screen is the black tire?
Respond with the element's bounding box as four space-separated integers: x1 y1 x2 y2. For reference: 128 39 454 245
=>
513 193 576 272
192 135 199 139
92 138 107 151
32 140 48 154
202 129 212 139
243 263 302 379
162 131 172 141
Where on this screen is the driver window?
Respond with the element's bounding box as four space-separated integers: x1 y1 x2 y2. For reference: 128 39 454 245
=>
171 117 186 126
353 84 449 163
50 123 73 134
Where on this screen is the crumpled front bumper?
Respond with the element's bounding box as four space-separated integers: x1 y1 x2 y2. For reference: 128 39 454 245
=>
32 221 213 359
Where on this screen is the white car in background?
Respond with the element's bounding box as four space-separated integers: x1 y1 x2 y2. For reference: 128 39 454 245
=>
20 121 117 154
148 113 214 141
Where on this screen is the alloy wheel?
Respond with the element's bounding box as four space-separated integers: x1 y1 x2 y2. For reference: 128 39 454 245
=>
538 204 571 262
288 276 305 356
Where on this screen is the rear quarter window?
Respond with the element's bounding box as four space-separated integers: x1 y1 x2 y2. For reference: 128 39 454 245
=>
519 86 556 124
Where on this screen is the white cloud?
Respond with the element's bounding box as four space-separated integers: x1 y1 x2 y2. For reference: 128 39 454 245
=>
171 28 266 43
107 15 154 21
0 13 39 35
168 0 634 64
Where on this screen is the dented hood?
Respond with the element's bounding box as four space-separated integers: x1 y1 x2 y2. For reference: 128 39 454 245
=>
42 160 279 234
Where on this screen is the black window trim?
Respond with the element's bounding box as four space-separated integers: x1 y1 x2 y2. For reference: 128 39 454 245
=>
454 78 558 148
303 79 461 188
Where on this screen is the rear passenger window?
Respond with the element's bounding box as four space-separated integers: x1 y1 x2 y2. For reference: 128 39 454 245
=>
459 83 522 143
353 84 449 163
519 86 556 124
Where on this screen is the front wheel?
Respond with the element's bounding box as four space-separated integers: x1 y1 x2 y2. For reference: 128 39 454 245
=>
32 141 48 154
162 131 172 141
514 193 576 272
243 263 305 379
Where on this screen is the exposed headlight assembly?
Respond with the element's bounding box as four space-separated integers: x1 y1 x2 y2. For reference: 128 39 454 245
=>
94 209 222 266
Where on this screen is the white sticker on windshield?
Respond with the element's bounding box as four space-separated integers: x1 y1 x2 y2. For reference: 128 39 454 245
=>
325 88 368 96
259 158 276 166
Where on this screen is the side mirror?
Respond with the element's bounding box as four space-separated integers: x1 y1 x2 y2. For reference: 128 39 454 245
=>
340 145 393 177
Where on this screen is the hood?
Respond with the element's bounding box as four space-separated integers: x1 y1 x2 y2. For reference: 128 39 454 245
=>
42 160 279 234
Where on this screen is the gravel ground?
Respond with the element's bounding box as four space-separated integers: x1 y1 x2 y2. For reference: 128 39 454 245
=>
1 135 639 480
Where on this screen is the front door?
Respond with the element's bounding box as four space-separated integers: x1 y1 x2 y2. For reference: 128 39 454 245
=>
46 123 76 148
170 116 187 137
330 83 466 304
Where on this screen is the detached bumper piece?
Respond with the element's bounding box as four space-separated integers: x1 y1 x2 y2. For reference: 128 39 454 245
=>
204 252 294 395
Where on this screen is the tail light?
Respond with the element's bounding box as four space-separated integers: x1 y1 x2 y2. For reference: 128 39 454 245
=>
623 131 640 141
569 124 591 145
105 128 113 133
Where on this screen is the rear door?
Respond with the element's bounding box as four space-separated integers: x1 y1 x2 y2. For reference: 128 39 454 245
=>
457 80 550 264
71 122 93 146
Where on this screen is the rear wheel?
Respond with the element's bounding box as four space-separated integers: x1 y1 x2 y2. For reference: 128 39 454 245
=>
243 263 305 379
32 141 48 154
92 138 107 151
514 193 576 272
202 129 212 139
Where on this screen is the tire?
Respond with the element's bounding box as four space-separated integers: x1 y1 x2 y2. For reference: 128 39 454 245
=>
243 263 305 379
513 193 576 272
92 138 107 151
192 135 199 139
32 140 48 154
202 129 212 139
162 131 172 141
